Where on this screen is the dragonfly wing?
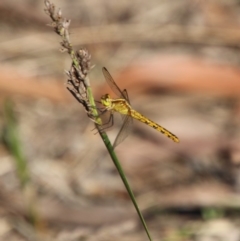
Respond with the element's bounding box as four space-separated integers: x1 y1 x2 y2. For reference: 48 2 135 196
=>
102 67 133 148
102 67 127 100
122 89 130 104
113 115 133 148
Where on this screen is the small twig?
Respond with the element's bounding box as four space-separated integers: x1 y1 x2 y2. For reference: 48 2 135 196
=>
44 0 94 120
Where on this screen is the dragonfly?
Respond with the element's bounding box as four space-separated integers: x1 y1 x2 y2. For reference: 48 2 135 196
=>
100 67 179 148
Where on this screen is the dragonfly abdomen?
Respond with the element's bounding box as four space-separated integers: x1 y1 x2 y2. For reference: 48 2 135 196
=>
130 109 179 143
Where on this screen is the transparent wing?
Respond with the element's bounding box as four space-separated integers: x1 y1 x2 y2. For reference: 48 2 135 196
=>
102 67 129 102
113 115 133 148
102 67 133 148
122 89 131 104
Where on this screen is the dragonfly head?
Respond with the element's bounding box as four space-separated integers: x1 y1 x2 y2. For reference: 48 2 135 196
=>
101 94 112 107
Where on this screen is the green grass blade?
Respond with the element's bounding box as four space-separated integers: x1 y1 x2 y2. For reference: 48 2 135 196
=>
99 130 153 241
3 100 30 188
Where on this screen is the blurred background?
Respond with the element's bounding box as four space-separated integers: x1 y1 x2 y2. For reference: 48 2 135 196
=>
1 0 240 240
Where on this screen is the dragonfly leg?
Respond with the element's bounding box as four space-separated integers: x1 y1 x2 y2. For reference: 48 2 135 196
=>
88 105 108 124
86 108 104 125
97 108 108 115
88 104 106 114
91 112 114 135
98 112 114 132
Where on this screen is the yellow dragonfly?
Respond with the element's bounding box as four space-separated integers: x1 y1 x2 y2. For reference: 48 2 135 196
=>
100 67 179 148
